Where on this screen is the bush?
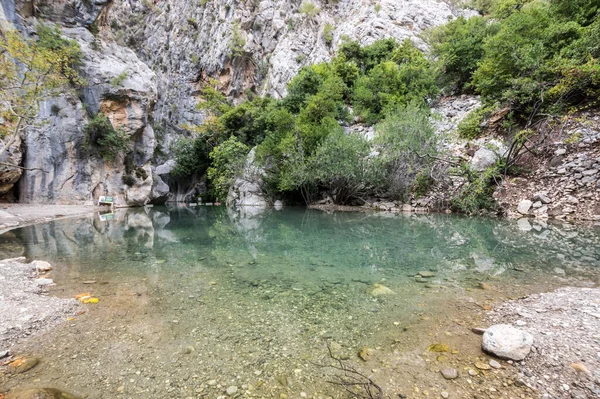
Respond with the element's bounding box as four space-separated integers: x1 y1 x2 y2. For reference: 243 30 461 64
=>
323 23 334 46
352 40 437 123
83 114 131 161
451 164 500 214
457 106 491 139
299 1 320 17
426 16 497 92
171 136 211 177
375 102 439 198
309 129 385 204
207 136 249 200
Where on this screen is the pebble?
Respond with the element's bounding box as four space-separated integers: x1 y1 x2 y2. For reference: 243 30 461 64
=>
440 368 458 380
475 361 491 370
468 369 478 376
489 359 502 369
441 392 449 399
0 350 9 359
208 380 217 386
226 386 238 396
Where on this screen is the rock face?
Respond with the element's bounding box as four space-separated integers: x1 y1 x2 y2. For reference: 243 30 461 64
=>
227 148 268 207
15 26 159 206
2 0 476 205
0 135 22 201
482 324 534 361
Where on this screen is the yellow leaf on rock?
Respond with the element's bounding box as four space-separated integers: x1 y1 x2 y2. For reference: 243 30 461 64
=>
82 297 99 304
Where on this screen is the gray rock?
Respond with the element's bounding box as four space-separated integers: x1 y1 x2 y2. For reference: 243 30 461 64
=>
0 350 9 359
471 145 504 172
517 218 532 231
533 192 551 204
554 148 567 156
226 386 238 396
440 368 458 380
227 148 268 207
489 359 502 369
517 200 533 215
35 278 54 286
482 324 534 361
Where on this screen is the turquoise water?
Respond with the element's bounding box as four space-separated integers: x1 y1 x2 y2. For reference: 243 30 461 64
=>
1 207 599 398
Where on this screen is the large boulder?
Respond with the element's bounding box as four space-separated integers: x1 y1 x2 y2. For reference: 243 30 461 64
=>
482 324 534 361
471 139 508 172
227 148 268 207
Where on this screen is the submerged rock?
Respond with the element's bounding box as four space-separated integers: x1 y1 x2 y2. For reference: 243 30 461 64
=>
358 347 373 361
369 283 394 297
482 324 534 361
11 357 40 374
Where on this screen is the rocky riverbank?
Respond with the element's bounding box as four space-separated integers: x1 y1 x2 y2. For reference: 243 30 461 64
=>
0 258 80 354
484 287 600 398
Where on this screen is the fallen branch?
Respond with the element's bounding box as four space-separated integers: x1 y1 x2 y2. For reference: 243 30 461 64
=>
313 343 384 399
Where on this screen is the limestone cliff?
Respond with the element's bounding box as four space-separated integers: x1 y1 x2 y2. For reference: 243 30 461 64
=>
0 0 471 205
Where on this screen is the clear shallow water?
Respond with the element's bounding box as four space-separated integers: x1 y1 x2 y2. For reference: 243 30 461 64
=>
1 207 599 398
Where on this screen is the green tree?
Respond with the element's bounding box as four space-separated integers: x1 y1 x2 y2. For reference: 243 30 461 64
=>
375 102 439 198
426 16 497 92
207 136 249 200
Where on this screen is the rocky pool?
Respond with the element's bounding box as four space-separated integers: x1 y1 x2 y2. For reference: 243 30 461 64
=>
0 206 599 398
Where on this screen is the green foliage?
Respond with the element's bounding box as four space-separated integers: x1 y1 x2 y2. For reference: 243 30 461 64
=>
352 40 438 123
427 0 600 122
122 175 136 186
228 23 246 59
207 136 249 200
299 1 320 17
83 114 131 161
110 71 129 87
451 164 500 214
171 135 211 177
323 23 334 46
196 78 233 116
0 25 82 145
426 16 497 92
457 106 491 139
309 129 385 204
375 102 439 198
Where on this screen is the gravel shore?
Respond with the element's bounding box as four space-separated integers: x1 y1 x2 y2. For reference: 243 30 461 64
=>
0 258 80 353
485 287 600 398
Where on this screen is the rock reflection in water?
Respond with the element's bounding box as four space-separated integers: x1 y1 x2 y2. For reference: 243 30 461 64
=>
0 207 598 286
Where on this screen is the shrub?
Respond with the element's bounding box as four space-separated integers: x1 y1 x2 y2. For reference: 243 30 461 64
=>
299 1 320 17
122 175 136 186
207 136 249 200
375 102 439 199
451 164 500 214
171 136 211 177
83 114 131 161
426 16 497 92
457 106 492 139
323 23 334 46
110 71 129 87
309 129 386 204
